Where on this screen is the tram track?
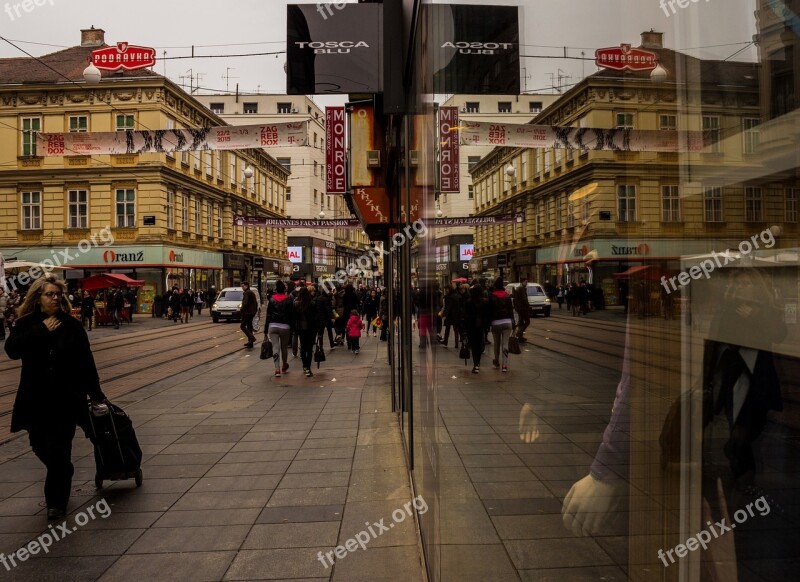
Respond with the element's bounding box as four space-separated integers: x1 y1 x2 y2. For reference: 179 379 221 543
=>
0 321 249 425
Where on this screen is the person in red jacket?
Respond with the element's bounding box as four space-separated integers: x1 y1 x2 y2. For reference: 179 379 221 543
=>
345 309 364 354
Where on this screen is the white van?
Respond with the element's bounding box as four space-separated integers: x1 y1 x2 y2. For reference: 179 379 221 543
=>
505 282 552 317
211 287 261 324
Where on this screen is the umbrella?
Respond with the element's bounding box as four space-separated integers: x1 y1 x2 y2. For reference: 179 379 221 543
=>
451 277 468 283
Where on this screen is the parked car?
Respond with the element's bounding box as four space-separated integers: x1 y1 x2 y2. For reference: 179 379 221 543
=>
505 282 552 317
211 287 260 323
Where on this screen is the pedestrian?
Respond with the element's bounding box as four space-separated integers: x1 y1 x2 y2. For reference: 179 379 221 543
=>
362 289 379 337
4 276 107 520
0 288 7 340
168 287 181 323
239 281 258 348
313 286 337 349
439 284 463 348
346 308 364 354
195 290 204 316
125 287 136 322
512 279 530 343
461 285 490 373
109 286 122 329
488 277 514 372
266 280 294 377
180 288 193 323
81 290 96 331
556 285 565 310
378 288 390 342
294 286 318 377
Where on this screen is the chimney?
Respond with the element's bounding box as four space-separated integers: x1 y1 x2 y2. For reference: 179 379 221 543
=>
81 26 105 47
641 30 663 49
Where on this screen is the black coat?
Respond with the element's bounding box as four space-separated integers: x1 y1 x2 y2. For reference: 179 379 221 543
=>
442 291 463 325
313 293 335 328
5 310 105 433
461 296 490 333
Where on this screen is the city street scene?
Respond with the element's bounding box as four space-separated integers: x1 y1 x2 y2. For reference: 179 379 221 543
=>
0 1 799 581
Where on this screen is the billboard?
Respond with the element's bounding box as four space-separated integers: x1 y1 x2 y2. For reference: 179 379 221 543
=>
287 247 303 263
459 244 475 261
286 3 383 94
428 4 520 94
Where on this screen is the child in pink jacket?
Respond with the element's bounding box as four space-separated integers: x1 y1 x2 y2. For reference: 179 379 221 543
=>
346 309 364 354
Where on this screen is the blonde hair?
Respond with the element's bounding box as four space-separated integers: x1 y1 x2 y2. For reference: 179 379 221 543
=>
17 276 72 318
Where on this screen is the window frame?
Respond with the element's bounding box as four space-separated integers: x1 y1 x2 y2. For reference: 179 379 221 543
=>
744 186 763 222
166 190 175 229
617 184 637 222
498 101 512 113
181 193 189 232
786 187 798 223
615 112 635 129
67 189 89 229
243 102 258 114
661 185 681 222
743 117 760 154
69 115 88 133
115 188 136 228
703 115 721 153
21 116 41 156
21 190 42 230
115 114 135 132
703 186 723 223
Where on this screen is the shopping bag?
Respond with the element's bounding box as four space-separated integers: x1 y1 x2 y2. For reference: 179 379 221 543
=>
508 336 521 355
372 316 383 328
260 339 273 360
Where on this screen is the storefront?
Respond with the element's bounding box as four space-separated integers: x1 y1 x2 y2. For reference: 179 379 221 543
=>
2 244 223 314
288 237 336 282
222 253 245 287
535 238 741 306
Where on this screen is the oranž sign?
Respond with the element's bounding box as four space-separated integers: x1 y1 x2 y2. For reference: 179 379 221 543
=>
326 107 346 193
439 107 460 193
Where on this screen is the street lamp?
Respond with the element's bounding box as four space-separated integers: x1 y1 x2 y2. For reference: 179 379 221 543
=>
83 62 102 83
436 207 443 218
650 63 668 83
505 163 516 186
243 166 254 180
319 210 325 219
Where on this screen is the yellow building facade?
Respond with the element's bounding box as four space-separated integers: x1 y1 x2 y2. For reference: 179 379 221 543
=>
0 28 290 311
470 31 795 307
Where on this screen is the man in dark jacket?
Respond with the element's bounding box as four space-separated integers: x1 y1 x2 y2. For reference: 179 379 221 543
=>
313 288 336 349
440 285 463 348
513 279 530 342
240 281 259 348
168 287 181 323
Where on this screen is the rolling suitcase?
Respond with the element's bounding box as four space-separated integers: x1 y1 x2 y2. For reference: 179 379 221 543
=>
87 402 143 489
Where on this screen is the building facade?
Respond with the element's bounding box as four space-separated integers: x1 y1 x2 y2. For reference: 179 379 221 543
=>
0 28 290 311
193 93 373 285
471 31 771 305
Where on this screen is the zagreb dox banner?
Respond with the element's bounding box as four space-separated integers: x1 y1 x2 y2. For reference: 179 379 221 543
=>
458 120 707 152
38 123 308 156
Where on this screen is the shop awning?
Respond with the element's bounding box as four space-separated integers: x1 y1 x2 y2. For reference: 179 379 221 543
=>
81 273 145 291
613 266 659 280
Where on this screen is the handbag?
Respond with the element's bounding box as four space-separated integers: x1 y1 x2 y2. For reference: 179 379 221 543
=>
508 335 521 355
458 343 470 363
314 336 326 368
260 339 273 360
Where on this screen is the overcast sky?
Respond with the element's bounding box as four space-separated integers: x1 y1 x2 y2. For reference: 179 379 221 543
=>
1 0 758 106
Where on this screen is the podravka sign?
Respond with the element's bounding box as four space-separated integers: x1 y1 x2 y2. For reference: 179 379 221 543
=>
595 44 657 72
92 42 156 71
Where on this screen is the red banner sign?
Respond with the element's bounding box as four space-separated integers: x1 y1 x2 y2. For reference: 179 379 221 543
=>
92 42 156 71
326 107 346 194
438 107 460 193
595 44 657 71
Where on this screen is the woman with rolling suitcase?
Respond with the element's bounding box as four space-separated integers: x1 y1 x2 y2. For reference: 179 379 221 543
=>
5 276 109 520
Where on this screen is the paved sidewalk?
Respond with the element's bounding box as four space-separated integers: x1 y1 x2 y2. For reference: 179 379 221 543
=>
0 333 425 582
